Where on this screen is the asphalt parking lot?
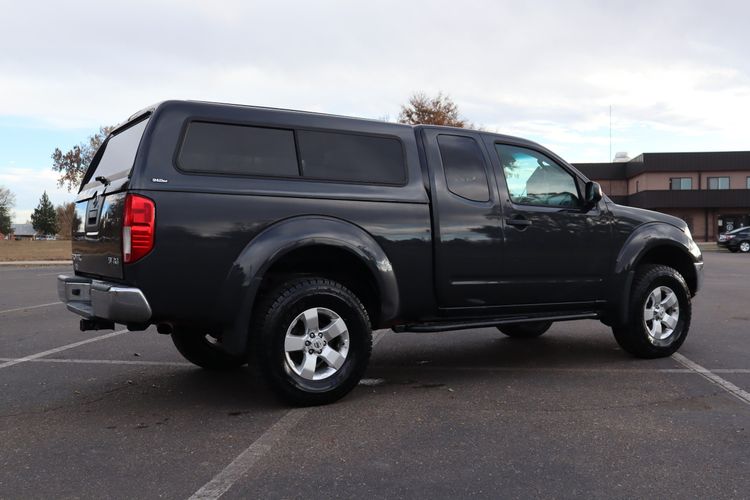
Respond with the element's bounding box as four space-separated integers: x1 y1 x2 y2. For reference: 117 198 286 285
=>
1 252 749 499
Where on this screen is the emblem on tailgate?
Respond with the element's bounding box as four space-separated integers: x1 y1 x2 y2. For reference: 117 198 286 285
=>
151 178 169 183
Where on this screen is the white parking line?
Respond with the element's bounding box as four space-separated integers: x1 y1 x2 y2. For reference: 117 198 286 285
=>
673 353 750 406
188 409 309 500
0 329 128 369
0 301 62 315
0 357 190 367
188 329 391 500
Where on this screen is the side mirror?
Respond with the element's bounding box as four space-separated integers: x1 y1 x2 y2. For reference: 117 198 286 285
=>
584 181 603 208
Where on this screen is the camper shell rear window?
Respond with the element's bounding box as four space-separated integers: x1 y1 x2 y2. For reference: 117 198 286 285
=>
82 117 150 189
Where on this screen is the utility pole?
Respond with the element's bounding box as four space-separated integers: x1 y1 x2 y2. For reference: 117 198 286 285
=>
609 105 612 162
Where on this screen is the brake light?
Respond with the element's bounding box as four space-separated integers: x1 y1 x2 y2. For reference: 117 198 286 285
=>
123 194 155 263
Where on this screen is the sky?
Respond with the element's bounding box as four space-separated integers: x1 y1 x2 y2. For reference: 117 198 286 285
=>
2 0 749 223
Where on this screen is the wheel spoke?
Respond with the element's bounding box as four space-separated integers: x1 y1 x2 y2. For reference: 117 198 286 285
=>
284 334 306 352
300 352 317 379
319 346 345 370
643 307 655 321
661 292 678 309
650 289 662 306
652 319 663 338
663 314 678 329
302 309 319 332
322 318 347 342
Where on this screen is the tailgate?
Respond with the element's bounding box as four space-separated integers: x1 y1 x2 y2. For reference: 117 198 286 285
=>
72 117 150 280
72 192 127 279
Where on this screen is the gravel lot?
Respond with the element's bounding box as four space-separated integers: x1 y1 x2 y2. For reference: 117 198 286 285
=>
1 252 748 499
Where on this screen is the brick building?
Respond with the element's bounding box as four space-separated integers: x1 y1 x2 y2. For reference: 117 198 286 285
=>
574 151 750 241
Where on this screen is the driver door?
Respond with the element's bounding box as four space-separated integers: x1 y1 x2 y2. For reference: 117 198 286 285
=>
485 140 613 305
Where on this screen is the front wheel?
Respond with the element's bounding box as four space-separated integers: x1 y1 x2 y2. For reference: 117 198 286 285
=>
739 241 750 253
612 264 691 358
252 277 372 406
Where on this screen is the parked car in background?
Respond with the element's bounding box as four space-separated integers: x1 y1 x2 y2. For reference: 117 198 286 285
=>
717 226 750 253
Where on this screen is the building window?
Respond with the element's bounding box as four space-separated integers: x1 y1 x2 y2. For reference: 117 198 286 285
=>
670 177 692 190
708 177 730 190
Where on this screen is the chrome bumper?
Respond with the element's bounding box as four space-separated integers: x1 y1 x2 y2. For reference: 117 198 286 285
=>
57 275 152 324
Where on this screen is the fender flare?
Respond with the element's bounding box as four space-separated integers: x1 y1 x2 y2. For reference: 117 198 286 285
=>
218 216 399 355
607 222 700 325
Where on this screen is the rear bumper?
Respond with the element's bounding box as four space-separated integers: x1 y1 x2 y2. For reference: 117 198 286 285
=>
57 275 152 324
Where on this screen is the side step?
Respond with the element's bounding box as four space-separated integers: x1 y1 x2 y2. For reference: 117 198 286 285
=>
392 312 599 333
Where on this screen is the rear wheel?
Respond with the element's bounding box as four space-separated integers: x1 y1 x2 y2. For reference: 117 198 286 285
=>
612 264 691 358
171 328 246 370
252 277 372 406
497 321 552 338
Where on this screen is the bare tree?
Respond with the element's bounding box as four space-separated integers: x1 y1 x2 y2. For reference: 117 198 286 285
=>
55 202 78 240
51 125 114 192
398 92 468 127
0 185 15 235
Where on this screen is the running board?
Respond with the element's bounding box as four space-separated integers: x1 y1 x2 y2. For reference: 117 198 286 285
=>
392 312 599 333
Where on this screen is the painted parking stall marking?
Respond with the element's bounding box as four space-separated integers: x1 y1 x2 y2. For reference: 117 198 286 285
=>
0 301 62 315
673 353 750 406
0 329 128 370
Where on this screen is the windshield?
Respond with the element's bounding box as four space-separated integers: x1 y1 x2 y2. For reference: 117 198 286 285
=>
82 117 149 190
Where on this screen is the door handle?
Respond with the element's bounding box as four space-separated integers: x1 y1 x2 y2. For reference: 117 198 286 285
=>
505 217 532 229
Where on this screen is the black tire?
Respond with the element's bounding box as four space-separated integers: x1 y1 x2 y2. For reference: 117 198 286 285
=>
739 240 750 253
252 277 372 406
171 328 246 370
612 264 691 358
497 321 552 338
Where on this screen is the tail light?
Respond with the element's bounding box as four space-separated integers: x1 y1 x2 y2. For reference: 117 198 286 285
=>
123 194 155 263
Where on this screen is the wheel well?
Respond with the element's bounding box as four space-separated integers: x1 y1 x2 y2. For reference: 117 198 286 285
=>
637 245 697 296
254 245 381 327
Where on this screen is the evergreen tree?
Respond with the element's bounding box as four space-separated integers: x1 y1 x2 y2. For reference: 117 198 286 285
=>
0 205 11 235
31 191 58 236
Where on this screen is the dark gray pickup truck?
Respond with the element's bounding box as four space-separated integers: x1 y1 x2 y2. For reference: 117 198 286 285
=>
58 100 703 405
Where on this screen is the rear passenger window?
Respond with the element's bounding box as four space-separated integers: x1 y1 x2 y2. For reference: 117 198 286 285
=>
297 130 406 185
178 122 299 177
437 135 490 202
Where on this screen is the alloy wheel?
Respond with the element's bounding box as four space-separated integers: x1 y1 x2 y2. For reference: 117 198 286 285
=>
283 307 350 381
643 286 680 344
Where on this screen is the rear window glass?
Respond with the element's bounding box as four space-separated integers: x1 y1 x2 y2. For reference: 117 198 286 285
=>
86 117 149 185
178 122 299 177
297 130 406 185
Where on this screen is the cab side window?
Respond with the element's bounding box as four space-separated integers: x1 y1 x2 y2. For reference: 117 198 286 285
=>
438 134 490 202
495 144 581 208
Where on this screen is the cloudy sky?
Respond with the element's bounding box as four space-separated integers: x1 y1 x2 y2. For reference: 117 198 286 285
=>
2 0 749 222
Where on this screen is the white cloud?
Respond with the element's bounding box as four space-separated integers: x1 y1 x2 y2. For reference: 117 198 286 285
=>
1 0 750 199
0 166 75 224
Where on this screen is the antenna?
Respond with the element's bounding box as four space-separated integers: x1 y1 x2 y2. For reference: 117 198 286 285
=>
609 105 612 162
